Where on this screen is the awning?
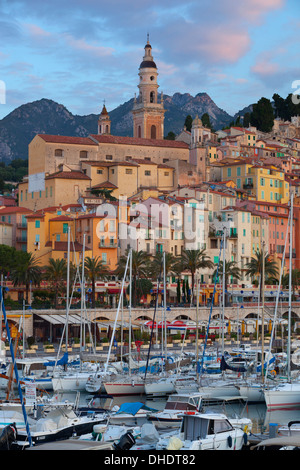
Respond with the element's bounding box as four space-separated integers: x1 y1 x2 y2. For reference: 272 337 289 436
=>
107 288 126 294
35 313 90 325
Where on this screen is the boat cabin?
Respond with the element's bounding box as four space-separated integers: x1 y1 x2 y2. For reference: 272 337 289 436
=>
164 394 203 412
180 413 235 441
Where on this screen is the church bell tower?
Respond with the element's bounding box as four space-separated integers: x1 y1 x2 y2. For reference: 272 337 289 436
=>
132 36 165 140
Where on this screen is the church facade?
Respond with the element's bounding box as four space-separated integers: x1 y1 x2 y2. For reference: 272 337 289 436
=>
19 38 209 210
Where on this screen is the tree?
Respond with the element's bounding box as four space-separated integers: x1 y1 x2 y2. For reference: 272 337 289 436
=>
10 252 42 304
149 251 177 280
184 115 193 132
245 250 279 301
115 249 150 307
165 131 176 140
43 258 68 308
84 256 109 308
282 269 300 300
180 249 213 299
213 260 241 306
243 112 251 127
250 97 274 132
201 112 214 131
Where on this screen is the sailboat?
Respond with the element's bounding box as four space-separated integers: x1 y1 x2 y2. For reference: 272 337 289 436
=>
101 249 146 396
51 231 98 392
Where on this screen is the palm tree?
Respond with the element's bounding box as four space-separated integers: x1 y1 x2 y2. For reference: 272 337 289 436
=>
180 248 213 299
84 256 110 308
10 252 42 304
115 249 150 306
43 258 67 308
213 260 241 306
149 251 177 280
245 249 279 301
282 269 300 300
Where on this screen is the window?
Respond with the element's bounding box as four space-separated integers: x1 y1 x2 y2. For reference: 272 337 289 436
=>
237 167 241 176
102 253 107 264
80 150 88 158
55 149 63 157
56 234 60 241
164 172 169 176
63 223 68 233
35 234 40 242
227 168 231 177
126 169 133 174
35 220 40 228
106 155 113 160
145 170 151 176
97 169 103 174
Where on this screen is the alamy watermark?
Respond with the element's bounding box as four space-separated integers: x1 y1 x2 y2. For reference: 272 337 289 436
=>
292 80 300 105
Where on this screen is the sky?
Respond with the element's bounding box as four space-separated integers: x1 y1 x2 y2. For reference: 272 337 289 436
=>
0 0 299 120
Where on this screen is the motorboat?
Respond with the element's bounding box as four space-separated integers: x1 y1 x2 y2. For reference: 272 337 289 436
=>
278 420 300 437
13 401 108 447
148 393 205 429
156 411 250 450
107 402 158 426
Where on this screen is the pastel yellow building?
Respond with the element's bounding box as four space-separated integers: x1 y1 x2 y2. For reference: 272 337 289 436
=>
19 170 91 212
221 160 289 203
76 212 118 271
26 206 89 266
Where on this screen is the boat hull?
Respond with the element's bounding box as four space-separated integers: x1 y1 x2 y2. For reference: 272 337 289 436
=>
264 384 300 410
104 382 145 396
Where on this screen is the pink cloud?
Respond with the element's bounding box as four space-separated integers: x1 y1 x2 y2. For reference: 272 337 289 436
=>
196 29 251 63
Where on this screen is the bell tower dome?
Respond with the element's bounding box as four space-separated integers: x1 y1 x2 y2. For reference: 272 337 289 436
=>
132 36 165 140
98 103 111 135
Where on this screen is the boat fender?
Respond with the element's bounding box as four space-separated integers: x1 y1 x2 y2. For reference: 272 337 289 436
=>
243 432 248 445
227 435 233 448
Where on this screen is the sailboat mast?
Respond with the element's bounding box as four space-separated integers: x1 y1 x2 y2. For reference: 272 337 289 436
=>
222 229 226 359
80 233 86 353
261 241 265 382
65 226 71 351
129 248 132 377
288 192 294 382
163 251 167 365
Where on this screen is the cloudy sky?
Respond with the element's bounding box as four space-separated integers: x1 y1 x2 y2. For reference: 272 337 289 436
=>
0 0 299 120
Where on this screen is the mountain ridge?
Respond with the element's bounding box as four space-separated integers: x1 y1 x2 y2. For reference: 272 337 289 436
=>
0 92 236 162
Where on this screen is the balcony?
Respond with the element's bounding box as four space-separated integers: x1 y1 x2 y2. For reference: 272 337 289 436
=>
243 182 253 189
16 237 27 243
98 241 118 248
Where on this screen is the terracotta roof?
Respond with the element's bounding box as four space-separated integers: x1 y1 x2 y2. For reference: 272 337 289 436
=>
45 240 85 251
91 181 118 189
0 206 33 214
90 134 189 149
49 215 74 222
45 171 91 180
37 134 98 146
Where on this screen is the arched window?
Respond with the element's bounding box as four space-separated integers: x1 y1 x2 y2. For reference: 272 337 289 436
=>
150 91 155 103
151 125 156 139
